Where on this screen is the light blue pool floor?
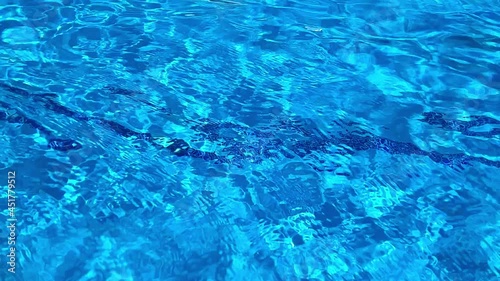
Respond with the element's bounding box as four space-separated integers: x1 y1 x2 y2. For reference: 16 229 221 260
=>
0 1 499 280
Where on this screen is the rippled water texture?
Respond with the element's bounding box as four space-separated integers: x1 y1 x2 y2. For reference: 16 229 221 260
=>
0 0 499 280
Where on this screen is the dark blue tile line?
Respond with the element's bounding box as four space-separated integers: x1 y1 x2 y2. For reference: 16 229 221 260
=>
152 138 229 164
0 103 82 152
2 83 499 169
48 139 83 151
41 97 156 142
0 85 228 162
41 99 228 161
0 101 52 136
102 86 142 97
101 85 168 109
0 83 30 97
40 98 92 122
334 132 499 169
420 112 500 137
192 118 500 169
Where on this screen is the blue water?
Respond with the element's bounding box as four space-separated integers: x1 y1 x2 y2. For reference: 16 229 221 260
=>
1 0 499 280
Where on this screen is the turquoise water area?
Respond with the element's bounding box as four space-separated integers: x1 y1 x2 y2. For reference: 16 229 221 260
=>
0 0 499 280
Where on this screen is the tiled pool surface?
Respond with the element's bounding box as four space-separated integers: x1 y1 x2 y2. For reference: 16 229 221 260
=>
0 1 499 280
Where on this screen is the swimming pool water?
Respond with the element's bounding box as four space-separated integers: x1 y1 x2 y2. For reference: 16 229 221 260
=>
0 0 499 280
